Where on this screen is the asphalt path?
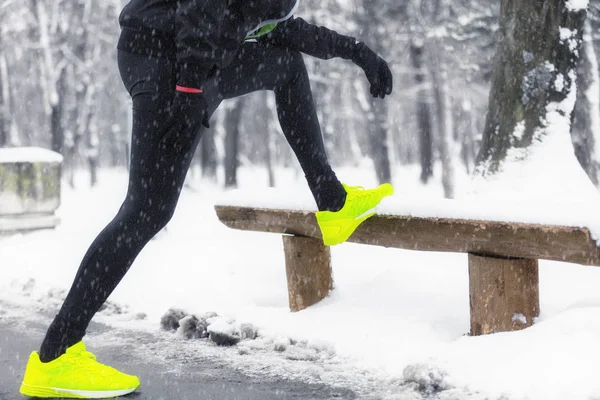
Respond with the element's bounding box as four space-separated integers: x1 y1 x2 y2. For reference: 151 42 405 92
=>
0 312 357 400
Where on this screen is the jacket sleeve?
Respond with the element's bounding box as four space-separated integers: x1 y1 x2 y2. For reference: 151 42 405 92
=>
260 17 357 60
175 0 226 89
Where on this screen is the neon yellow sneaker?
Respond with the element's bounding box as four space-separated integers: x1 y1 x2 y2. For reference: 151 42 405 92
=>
316 183 394 246
19 341 140 399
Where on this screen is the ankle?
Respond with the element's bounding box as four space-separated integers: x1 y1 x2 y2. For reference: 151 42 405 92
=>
314 183 346 212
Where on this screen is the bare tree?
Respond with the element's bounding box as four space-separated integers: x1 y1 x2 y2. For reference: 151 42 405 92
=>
30 0 68 154
410 39 434 184
0 26 18 148
356 0 392 184
224 99 244 188
431 58 455 198
264 92 277 187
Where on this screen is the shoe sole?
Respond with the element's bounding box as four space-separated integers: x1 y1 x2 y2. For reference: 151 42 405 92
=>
20 382 139 399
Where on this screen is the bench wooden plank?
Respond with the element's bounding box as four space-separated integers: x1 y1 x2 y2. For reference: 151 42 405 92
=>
214 205 600 266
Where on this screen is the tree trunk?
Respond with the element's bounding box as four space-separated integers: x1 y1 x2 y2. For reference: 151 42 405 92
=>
224 99 244 188
572 19 600 186
369 96 391 184
0 28 10 148
431 56 455 198
456 99 477 175
0 50 7 147
476 1 587 175
410 39 434 184
31 0 58 122
50 67 67 154
86 114 99 187
200 128 218 181
263 93 276 187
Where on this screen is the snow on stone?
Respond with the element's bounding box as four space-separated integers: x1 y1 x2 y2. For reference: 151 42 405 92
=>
273 336 291 352
175 315 207 339
207 317 241 346
207 317 238 335
240 322 258 340
512 313 527 325
0 147 63 163
403 363 451 394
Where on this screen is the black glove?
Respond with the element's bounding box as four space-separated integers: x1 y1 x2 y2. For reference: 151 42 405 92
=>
352 42 393 99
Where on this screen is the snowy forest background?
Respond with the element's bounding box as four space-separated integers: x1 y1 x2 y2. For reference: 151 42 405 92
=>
1 0 600 195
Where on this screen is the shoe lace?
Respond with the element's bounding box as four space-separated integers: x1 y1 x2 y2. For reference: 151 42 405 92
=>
66 350 113 374
345 185 380 211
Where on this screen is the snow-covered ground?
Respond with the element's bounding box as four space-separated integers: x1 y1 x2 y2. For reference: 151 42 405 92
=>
1 162 600 400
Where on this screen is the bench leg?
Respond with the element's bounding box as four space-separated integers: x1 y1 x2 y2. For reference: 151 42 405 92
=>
283 236 333 312
469 254 539 335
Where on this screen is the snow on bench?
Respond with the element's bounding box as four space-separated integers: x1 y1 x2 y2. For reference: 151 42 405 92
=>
215 188 600 336
0 147 63 234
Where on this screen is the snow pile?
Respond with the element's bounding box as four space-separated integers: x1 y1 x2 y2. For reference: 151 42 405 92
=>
402 363 452 396
161 308 262 346
158 307 331 364
218 187 318 211
0 147 63 163
1 167 600 400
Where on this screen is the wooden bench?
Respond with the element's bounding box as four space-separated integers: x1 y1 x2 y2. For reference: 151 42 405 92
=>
0 147 62 234
215 198 600 336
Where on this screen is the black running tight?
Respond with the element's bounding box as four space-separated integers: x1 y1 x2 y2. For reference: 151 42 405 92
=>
39 42 345 362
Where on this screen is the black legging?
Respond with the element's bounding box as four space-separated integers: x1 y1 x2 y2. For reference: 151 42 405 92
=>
39 42 346 362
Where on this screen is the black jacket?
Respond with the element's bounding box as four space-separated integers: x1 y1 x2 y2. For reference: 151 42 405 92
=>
118 0 357 88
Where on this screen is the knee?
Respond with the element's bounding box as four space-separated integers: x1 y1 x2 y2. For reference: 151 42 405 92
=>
146 204 176 233
119 194 177 235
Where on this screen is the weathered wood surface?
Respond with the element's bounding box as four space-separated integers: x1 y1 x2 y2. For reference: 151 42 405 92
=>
469 254 539 335
283 236 332 312
214 205 600 266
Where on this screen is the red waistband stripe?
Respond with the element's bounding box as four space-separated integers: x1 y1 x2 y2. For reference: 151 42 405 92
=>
176 85 203 94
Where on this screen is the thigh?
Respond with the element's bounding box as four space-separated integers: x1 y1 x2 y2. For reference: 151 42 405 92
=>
118 51 199 204
216 42 300 99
